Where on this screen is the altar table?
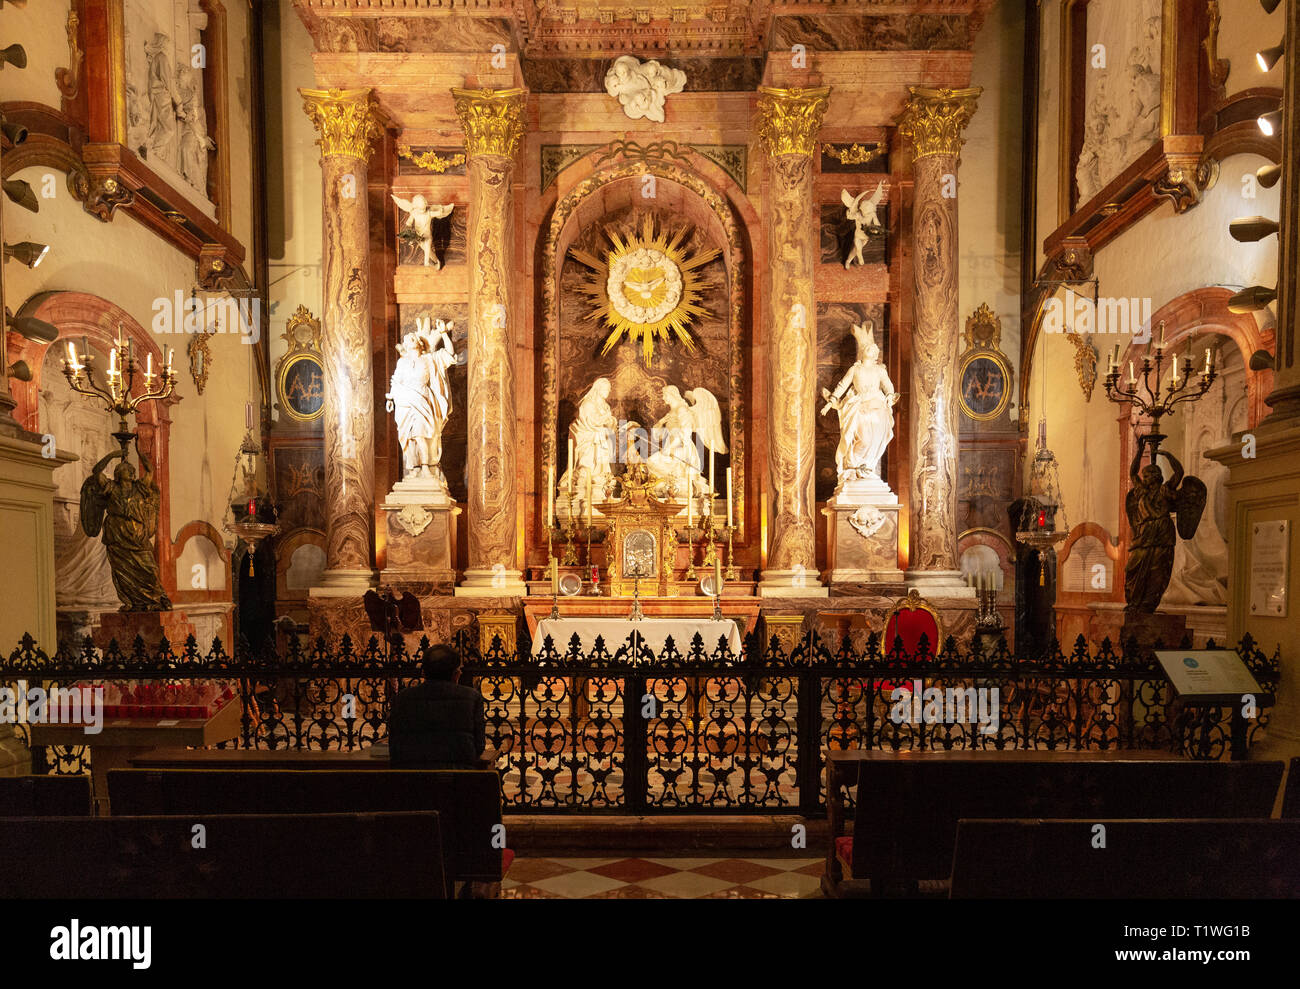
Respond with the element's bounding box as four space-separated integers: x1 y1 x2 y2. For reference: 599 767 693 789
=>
532 617 742 660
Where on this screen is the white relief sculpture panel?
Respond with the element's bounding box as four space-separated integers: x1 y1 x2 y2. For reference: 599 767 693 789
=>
1076 0 1161 206
124 0 217 217
1162 339 1244 607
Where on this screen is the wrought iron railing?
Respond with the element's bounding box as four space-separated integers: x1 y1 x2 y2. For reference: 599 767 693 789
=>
1 628 1280 814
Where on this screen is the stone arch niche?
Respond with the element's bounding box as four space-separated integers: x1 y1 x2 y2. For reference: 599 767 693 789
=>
539 157 751 544
10 292 177 627
1114 287 1269 625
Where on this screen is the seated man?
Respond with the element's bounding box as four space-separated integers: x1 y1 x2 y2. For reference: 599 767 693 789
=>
389 644 486 769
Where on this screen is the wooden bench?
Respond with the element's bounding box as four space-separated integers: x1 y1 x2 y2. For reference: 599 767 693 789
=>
950 819 1300 898
0 812 446 898
0 775 92 817
824 751 1285 897
127 745 500 771
107 768 511 888
1282 757 1300 818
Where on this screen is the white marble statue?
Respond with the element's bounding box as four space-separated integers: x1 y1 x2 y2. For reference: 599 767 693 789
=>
385 317 458 485
560 377 619 511
820 321 898 492
841 182 886 269
391 194 455 269
638 385 726 500
604 54 686 123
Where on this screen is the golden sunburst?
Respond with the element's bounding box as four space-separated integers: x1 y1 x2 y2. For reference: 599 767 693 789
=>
569 213 720 364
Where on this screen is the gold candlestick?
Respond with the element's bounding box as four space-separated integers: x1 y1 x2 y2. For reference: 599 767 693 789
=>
723 524 739 581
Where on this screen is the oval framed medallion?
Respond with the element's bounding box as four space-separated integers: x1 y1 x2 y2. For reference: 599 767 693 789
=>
958 351 1011 422
278 352 325 422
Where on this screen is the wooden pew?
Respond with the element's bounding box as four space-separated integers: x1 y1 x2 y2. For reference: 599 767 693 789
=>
107 768 510 888
0 775 92 817
1282 757 1300 819
950 819 1300 898
824 751 1285 897
0 812 447 898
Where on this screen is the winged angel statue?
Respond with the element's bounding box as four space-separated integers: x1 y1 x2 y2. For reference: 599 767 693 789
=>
391 193 454 269
636 385 727 500
842 181 887 269
1124 437 1207 614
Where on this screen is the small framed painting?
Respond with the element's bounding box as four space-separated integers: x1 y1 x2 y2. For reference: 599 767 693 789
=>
959 351 1011 422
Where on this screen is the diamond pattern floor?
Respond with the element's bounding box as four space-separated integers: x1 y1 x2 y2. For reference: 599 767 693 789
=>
500 857 825 899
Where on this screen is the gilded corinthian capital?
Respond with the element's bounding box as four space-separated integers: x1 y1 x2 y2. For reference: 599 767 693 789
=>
300 88 383 161
897 86 982 161
756 86 831 158
452 87 527 162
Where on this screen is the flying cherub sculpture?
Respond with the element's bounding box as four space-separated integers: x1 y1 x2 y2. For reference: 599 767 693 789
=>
391 193 455 269
842 181 887 269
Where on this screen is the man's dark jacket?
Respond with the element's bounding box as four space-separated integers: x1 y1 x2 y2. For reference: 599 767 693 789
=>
389 679 485 769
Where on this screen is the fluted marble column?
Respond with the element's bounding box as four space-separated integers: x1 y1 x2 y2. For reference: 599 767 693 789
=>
300 88 381 593
756 86 830 597
898 86 980 596
452 87 528 596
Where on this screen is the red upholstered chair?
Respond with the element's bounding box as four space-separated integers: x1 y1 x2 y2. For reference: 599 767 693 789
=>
883 589 943 659
876 591 943 695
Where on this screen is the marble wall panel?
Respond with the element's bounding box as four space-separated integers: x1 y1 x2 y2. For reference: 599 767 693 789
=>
819 203 889 267
317 17 514 53
521 56 763 93
771 14 971 52
815 302 888 503
557 205 732 485
272 445 326 534
396 207 467 268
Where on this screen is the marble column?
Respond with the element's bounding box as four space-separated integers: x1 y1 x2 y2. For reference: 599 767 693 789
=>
756 86 830 597
897 86 980 597
452 87 528 596
300 88 382 594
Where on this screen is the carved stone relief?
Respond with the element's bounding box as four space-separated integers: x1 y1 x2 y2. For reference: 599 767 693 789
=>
123 0 216 214
1076 0 1162 205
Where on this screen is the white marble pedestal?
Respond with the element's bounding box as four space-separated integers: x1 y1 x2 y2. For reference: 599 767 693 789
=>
380 477 460 589
823 475 905 586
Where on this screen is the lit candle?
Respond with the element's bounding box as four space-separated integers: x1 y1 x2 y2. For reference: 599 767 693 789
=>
726 467 733 528
687 489 693 528
714 554 722 596
709 452 715 501
1110 344 1119 372
1158 321 1166 348
1171 360 1179 385
146 352 153 380
551 556 558 597
546 466 555 529
1128 360 1136 384
165 347 173 372
587 475 593 527
1204 347 1212 375
108 347 117 377
66 340 78 368
567 439 575 495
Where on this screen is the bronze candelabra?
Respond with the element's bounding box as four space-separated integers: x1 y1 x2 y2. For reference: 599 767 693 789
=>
1102 320 1218 460
60 326 178 453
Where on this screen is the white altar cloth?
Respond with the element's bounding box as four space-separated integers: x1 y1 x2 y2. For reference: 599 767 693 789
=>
532 617 743 660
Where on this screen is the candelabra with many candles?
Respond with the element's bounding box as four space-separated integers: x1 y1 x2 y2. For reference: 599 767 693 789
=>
1102 320 1218 459
60 326 178 451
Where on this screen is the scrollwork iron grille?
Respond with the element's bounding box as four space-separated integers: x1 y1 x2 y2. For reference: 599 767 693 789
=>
1 628 1279 814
